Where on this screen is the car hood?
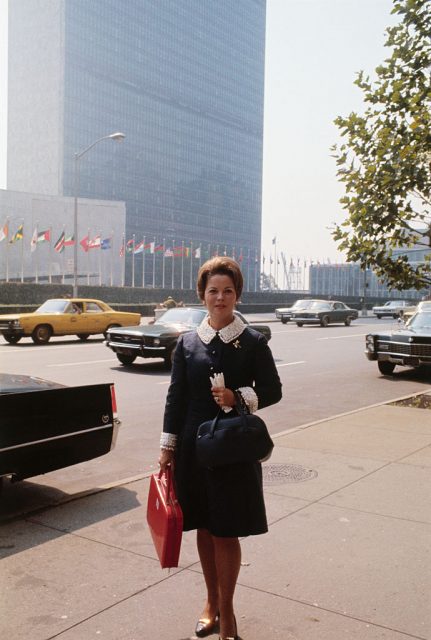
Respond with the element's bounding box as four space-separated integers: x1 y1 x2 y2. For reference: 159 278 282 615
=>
0 313 36 321
0 373 65 395
108 322 196 338
375 328 431 341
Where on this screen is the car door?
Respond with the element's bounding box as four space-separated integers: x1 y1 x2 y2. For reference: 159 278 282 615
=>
333 302 345 323
64 301 86 334
82 301 105 333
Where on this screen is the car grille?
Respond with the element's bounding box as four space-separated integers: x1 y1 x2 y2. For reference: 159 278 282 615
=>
109 334 149 346
378 340 431 357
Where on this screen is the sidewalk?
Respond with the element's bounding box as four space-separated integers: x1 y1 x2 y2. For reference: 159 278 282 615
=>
1 398 431 640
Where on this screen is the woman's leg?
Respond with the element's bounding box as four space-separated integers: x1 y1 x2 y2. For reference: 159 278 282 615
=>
213 536 241 638
196 528 219 620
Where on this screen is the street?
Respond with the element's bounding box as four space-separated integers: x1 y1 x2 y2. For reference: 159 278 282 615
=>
1 314 430 519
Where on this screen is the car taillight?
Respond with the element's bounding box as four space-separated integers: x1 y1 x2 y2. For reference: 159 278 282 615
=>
110 384 118 417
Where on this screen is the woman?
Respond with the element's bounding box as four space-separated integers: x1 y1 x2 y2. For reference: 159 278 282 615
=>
159 257 282 640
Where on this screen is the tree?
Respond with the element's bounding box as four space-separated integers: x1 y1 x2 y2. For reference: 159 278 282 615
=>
332 0 431 290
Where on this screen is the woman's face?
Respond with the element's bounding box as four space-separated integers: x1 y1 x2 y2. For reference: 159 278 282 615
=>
204 273 237 328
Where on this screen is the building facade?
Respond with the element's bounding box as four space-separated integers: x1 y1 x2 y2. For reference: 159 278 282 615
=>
6 0 266 289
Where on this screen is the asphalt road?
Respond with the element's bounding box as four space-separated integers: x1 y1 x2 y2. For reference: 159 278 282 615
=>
1 314 430 518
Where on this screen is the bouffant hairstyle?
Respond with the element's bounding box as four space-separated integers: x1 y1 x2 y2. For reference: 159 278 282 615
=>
196 257 243 301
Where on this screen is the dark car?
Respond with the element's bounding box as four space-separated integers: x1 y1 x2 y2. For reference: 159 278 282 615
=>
105 307 272 367
365 310 431 375
275 299 317 324
293 300 358 327
0 373 120 485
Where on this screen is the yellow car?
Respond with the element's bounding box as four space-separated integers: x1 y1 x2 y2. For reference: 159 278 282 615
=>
0 298 141 344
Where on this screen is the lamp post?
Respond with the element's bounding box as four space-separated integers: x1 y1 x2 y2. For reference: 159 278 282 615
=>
73 132 125 297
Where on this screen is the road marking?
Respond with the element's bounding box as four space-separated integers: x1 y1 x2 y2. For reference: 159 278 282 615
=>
317 333 367 340
0 343 104 353
157 380 171 385
47 359 118 367
276 361 305 368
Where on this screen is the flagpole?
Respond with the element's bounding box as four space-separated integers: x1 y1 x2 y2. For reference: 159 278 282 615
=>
152 236 156 288
171 238 175 288
254 249 258 292
62 226 66 285
199 243 202 269
20 221 24 283
142 235 146 288
34 222 39 284
189 240 193 289
246 247 250 292
110 231 114 287
5 218 9 282
181 240 184 290
48 226 52 283
162 237 165 289
132 234 135 287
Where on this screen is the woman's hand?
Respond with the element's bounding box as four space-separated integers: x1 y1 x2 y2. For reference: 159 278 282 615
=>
211 386 236 407
158 448 174 471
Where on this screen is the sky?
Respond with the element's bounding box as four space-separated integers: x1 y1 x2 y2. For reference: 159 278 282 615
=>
0 0 396 266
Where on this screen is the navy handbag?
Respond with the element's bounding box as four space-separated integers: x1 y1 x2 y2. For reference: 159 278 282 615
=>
196 402 273 468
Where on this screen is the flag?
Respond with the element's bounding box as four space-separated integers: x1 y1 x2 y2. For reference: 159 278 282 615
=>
238 250 243 263
149 241 155 254
164 248 174 257
9 224 23 243
0 221 8 242
133 241 143 254
54 231 65 253
80 235 89 252
126 239 134 253
154 243 164 252
88 235 101 249
272 236 276 245
101 237 111 250
38 229 51 243
119 236 125 257
63 234 75 246
262 254 266 264
30 227 38 252
194 247 201 259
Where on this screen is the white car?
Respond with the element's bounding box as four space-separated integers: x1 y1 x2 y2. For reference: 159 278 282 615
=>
372 300 409 319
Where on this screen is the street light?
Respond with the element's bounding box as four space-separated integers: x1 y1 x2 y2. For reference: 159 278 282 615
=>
73 132 125 297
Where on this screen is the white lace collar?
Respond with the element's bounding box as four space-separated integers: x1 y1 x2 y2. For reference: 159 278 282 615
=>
197 314 246 345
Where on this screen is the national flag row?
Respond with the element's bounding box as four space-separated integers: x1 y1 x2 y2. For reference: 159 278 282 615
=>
0 221 253 262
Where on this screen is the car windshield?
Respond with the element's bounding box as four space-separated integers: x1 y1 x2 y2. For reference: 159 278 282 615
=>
308 302 331 311
158 308 207 326
292 300 313 309
408 312 431 330
36 299 69 313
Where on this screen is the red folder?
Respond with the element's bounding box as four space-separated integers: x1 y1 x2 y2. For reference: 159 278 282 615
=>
146 467 183 569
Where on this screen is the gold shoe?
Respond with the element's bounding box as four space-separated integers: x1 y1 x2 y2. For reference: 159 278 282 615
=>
195 613 219 637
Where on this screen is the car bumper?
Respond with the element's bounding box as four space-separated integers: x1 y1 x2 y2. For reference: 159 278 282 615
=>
105 340 168 359
294 317 321 324
368 352 431 367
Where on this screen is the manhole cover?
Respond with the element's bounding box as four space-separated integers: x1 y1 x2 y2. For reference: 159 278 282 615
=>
262 463 318 485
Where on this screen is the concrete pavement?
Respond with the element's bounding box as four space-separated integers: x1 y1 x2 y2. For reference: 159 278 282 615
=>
1 395 431 640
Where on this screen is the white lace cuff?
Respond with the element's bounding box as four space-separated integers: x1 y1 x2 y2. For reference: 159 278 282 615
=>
237 387 258 413
160 432 178 451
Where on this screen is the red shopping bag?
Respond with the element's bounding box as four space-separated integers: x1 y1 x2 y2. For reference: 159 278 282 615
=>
146 466 183 569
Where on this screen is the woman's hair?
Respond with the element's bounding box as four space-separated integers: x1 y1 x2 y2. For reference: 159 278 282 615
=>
196 256 243 300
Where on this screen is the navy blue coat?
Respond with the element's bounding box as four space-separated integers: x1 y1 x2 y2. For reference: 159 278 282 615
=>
163 326 282 537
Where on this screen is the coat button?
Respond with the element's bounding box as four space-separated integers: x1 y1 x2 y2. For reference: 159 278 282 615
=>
212 350 216 355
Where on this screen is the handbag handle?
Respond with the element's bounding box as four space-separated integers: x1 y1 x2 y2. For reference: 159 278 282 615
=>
208 396 248 438
158 465 173 500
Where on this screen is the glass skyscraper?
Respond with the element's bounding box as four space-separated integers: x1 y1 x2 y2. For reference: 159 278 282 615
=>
7 0 266 288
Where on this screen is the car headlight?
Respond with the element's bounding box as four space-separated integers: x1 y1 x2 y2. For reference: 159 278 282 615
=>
153 338 161 346
365 335 375 352
11 320 20 327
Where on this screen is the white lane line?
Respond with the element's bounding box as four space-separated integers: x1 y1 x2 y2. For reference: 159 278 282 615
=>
317 333 367 341
0 343 104 353
157 381 171 385
47 359 118 367
276 361 305 368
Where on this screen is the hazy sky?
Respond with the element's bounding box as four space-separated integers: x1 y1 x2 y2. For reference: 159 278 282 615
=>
262 0 395 264
0 0 396 265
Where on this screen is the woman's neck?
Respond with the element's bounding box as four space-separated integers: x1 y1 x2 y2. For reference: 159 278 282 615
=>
208 316 234 331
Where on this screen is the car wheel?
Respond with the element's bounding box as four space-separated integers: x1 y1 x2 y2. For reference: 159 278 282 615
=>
164 345 176 369
376 314 382 319
320 315 329 327
77 333 90 341
296 322 303 327
281 318 288 324
378 361 396 375
393 314 398 319
3 333 22 344
344 316 352 326
104 323 120 338
31 324 52 344
117 353 136 366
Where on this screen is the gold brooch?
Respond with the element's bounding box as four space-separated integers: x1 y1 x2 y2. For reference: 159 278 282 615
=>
233 339 241 349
